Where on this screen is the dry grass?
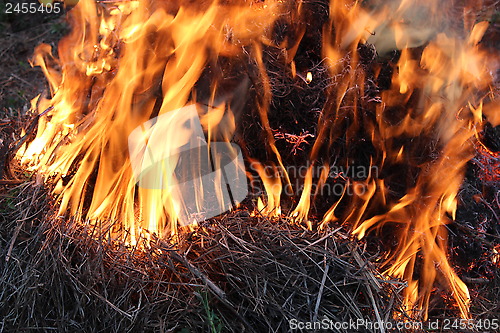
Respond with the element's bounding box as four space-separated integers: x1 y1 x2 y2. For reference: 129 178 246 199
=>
0 177 408 332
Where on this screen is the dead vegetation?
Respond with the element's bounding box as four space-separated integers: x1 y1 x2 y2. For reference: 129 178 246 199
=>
0 177 408 332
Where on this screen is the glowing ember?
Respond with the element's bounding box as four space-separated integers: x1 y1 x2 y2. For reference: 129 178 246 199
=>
19 0 499 321
493 245 500 267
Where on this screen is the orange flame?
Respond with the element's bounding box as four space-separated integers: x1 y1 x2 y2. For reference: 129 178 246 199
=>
251 160 282 217
322 0 496 320
20 0 287 241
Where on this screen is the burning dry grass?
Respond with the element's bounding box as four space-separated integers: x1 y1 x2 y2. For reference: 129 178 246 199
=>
1 0 499 331
0 178 407 332
0 168 498 332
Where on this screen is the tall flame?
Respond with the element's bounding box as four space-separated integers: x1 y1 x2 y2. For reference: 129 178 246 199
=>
319 0 496 320
20 0 289 241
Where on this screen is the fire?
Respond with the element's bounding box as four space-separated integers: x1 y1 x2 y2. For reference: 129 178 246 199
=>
20 0 287 241
251 160 282 217
18 0 498 321
493 245 500 267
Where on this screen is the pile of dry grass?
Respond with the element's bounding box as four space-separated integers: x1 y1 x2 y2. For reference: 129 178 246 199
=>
0 2 498 331
0 178 407 332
